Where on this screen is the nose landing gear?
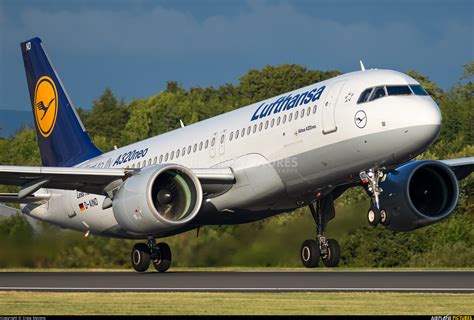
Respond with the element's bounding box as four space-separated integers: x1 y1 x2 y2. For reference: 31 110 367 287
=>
301 195 341 268
131 238 172 273
360 168 390 227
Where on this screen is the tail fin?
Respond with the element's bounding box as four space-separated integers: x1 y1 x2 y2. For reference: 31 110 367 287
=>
20 37 102 167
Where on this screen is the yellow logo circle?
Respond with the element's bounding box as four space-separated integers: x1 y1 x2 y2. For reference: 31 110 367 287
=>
34 76 58 137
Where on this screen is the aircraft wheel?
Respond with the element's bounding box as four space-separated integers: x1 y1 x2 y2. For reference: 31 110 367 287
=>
301 239 320 268
131 243 151 272
321 239 340 267
380 209 391 226
152 242 172 273
367 207 381 226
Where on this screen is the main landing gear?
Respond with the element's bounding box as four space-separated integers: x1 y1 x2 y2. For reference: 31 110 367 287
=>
131 238 172 273
301 195 340 268
360 168 390 227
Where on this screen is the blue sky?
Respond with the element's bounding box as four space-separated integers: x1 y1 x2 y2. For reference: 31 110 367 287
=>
0 0 473 112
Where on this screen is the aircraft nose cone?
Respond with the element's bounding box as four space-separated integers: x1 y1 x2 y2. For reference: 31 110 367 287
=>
410 99 442 152
425 99 442 127
422 99 442 143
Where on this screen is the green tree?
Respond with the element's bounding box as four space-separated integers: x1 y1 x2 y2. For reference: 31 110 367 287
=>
84 88 129 151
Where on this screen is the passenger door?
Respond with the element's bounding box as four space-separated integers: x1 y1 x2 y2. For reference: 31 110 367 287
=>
322 80 346 134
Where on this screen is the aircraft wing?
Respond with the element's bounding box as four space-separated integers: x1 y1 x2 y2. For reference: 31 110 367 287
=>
440 157 474 180
0 165 235 203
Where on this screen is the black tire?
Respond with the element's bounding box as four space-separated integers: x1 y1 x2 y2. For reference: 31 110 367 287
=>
152 242 172 273
322 239 340 267
300 239 320 268
380 209 391 226
367 207 381 226
131 243 150 272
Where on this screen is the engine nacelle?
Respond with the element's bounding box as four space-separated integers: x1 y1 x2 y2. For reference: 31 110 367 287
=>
113 164 203 235
379 160 459 231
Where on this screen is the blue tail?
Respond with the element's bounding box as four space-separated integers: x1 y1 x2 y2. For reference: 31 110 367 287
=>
20 37 102 167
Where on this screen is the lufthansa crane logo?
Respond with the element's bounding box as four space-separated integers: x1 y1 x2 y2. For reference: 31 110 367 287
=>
34 76 58 137
354 110 367 129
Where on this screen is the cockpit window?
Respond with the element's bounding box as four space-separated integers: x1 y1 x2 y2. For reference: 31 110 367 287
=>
370 86 386 101
410 85 429 96
387 85 412 96
357 88 373 104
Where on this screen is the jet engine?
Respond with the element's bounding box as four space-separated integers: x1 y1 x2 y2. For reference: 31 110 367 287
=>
379 160 459 231
112 164 203 235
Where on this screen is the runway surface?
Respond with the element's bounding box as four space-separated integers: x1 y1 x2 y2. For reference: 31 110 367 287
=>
0 271 472 292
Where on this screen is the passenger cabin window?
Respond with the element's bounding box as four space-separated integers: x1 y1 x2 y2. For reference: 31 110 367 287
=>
357 88 373 104
170 151 174 160
176 149 180 158
410 85 429 96
205 140 209 149
159 155 163 163
253 124 257 133
387 85 412 96
153 157 157 164
199 142 203 150
230 132 234 141
370 86 386 101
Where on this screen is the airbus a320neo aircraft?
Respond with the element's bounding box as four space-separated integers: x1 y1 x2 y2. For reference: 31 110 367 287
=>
1 38 472 272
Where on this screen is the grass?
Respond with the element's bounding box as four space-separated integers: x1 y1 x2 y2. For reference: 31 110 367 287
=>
0 291 472 315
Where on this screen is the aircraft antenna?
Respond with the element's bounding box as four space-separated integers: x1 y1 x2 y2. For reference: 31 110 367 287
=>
360 60 366 71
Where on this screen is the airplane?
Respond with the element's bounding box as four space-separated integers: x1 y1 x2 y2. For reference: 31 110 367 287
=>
0 37 472 272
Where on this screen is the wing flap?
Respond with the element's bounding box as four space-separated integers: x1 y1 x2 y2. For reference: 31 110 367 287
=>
0 165 133 195
0 193 51 203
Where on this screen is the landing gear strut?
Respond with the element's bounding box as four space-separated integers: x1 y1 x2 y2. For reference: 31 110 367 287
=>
360 168 389 227
131 238 172 273
301 195 340 268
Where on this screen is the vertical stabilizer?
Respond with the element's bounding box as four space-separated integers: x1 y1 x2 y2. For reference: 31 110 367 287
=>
20 37 102 167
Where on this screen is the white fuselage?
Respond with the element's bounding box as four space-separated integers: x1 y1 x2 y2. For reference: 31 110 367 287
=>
23 69 442 238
